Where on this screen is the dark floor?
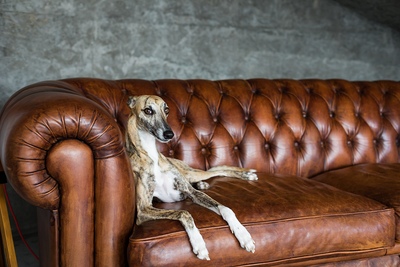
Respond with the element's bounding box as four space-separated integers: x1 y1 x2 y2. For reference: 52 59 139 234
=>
14 233 39 267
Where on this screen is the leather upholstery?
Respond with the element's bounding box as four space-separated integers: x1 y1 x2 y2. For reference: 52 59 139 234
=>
1 78 400 266
313 163 400 241
129 174 395 266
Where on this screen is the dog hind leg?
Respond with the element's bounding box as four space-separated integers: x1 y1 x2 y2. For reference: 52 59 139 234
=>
207 166 258 181
166 158 258 190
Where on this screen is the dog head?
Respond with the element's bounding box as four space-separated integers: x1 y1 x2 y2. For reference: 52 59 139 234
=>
127 95 174 142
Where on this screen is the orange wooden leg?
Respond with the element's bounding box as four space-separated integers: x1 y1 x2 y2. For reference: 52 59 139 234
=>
0 185 17 267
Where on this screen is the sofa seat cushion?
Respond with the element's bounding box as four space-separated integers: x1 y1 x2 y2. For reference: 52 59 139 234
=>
312 163 400 241
128 173 395 266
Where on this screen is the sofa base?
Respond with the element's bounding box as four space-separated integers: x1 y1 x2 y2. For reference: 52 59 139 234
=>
240 254 400 267
312 255 400 267
37 208 59 267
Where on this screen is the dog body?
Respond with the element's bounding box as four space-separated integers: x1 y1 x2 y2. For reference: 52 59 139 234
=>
126 95 257 260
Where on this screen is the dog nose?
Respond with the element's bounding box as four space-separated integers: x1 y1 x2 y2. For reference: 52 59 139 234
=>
163 130 174 140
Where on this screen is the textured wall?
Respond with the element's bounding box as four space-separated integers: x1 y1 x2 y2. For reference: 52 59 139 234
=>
2 0 400 107
1 0 400 235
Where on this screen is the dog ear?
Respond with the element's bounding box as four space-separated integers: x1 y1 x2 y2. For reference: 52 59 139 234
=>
127 96 137 108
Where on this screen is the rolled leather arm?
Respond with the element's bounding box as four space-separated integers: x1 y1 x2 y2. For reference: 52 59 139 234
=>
0 81 126 210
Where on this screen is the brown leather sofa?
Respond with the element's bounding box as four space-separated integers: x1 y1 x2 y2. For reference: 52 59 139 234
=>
1 78 400 266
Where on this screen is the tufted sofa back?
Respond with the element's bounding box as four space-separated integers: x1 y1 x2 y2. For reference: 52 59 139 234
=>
59 78 400 177
2 77 400 266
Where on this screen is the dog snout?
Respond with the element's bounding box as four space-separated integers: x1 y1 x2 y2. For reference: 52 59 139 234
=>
163 130 174 140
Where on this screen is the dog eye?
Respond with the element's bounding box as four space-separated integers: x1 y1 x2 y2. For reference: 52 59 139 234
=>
164 107 170 115
143 108 154 115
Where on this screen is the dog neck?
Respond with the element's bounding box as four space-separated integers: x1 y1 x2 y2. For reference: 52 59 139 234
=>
127 115 160 163
136 129 159 162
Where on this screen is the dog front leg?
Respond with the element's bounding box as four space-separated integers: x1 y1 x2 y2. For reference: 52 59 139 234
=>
137 206 210 260
187 189 256 253
217 205 255 253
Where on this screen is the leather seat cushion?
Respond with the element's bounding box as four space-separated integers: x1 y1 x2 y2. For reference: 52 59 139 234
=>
128 173 395 266
313 163 400 241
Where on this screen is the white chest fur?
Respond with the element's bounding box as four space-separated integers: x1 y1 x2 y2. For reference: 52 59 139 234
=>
137 130 183 203
153 165 183 203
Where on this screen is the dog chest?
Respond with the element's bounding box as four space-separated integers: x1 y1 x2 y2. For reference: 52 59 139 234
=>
153 166 185 203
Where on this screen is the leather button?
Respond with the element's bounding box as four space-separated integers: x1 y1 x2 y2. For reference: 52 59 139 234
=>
201 148 207 155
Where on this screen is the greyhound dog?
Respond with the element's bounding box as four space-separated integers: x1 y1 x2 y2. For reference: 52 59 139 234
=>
126 95 257 260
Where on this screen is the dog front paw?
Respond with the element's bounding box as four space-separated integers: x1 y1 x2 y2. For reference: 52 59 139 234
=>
187 227 210 260
243 169 258 181
192 237 210 260
193 246 210 260
234 224 256 253
240 234 256 253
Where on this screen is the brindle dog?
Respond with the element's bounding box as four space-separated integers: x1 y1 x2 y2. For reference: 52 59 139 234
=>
126 95 257 260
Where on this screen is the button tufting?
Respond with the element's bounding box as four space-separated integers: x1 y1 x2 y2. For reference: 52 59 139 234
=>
201 147 208 155
279 87 288 94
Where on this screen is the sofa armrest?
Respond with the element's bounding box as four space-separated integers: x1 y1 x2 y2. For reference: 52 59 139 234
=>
0 82 135 266
0 82 125 208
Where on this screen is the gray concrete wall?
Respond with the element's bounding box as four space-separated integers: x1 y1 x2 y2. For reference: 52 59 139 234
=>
1 0 400 235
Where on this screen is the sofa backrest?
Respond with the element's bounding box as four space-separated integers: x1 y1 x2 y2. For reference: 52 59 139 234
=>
60 78 400 177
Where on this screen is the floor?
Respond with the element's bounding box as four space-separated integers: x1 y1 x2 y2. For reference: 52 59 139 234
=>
13 233 39 267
